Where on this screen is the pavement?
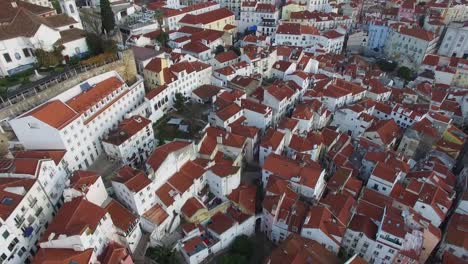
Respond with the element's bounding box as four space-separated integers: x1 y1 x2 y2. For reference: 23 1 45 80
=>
241 163 262 185
88 154 122 187
133 233 150 264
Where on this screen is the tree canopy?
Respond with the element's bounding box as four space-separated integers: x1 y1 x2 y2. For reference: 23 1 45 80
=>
146 245 179 264
215 45 225 55
173 92 185 113
85 33 117 56
100 0 115 34
377 59 397 72
397 66 413 81
155 32 170 48
52 0 62 14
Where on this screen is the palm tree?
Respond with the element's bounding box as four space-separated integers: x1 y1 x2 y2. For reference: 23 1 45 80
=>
153 9 164 30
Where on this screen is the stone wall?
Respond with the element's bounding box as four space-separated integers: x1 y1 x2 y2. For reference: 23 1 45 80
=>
0 50 138 122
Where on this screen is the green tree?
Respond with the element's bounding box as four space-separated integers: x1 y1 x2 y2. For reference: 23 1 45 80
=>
35 46 64 68
155 32 170 48
229 46 241 56
230 235 254 258
173 92 185 112
52 0 62 13
100 0 115 34
377 59 397 72
85 33 117 55
215 45 225 55
397 66 413 81
146 246 179 264
86 33 104 55
153 9 164 30
156 132 165 146
218 254 248 264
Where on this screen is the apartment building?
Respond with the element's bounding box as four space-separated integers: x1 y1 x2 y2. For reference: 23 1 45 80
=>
112 165 157 215
10 71 145 171
103 115 155 167
384 25 438 69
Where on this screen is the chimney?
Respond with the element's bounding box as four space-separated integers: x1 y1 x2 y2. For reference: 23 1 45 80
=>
11 1 18 8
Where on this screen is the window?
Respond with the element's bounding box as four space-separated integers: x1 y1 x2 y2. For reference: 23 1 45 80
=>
3 53 12 63
69 4 75 13
23 48 31 57
14 52 21 60
2 230 9 239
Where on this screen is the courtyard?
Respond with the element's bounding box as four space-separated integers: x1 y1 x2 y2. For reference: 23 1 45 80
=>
153 102 211 144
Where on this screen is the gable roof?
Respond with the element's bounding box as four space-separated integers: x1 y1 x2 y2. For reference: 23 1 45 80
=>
42 197 107 240
146 140 192 171
21 100 78 129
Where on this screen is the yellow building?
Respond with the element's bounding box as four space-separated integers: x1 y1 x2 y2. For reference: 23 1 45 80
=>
282 3 307 20
181 197 230 224
142 57 170 87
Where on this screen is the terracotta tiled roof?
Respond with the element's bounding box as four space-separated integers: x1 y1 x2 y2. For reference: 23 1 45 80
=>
42 197 107 240
69 170 99 192
143 203 169 225
181 197 206 218
348 214 378 239
103 115 151 146
113 165 151 193
398 26 435 41
33 248 93 264
364 119 401 145
265 84 295 101
214 50 238 63
208 212 235 234
99 242 133 264
260 128 285 150
276 23 319 35
14 149 66 165
302 205 346 244
0 177 36 219
227 184 256 214
210 163 240 177
182 236 207 256
241 99 271 115
193 84 221 99
44 13 77 27
266 234 341 264
105 199 137 232
320 192 356 225
155 183 178 207
215 103 242 121
182 41 210 53
66 77 124 113
21 100 78 129
278 118 299 131
147 140 192 171
179 8 234 25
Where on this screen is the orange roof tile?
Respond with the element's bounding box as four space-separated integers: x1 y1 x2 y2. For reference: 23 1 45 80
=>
42 197 107 240
147 140 192 171
181 197 206 218
143 204 169 225
66 77 124 113
208 212 235 234
114 165 151 193
33 248 93 264
22 100 78 129
105 199 138 232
